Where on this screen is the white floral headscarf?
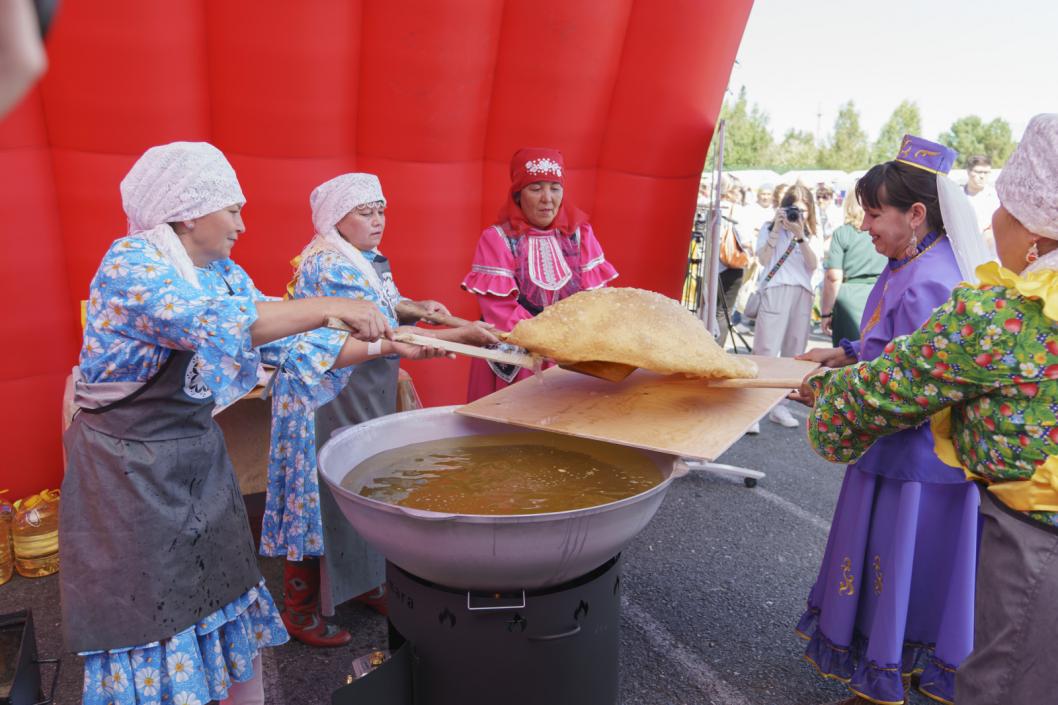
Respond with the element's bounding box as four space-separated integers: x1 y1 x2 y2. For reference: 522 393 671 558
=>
299 173 395 309
309 173 385 236
119 142 245 288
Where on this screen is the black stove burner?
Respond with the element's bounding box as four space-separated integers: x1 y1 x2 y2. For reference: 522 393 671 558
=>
334 556 622 705
0 610 60 705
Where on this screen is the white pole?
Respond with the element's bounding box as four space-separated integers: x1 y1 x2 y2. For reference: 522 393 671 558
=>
701 119 726 337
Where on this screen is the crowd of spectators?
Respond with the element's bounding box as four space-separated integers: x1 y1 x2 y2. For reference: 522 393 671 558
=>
697 157 997 432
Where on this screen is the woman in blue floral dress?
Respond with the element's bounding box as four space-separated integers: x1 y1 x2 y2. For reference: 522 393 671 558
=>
799 114 1058 705
62 142 392 705
262 173 497 646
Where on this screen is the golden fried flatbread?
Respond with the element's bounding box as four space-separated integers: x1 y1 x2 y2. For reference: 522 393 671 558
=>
507 288 758 379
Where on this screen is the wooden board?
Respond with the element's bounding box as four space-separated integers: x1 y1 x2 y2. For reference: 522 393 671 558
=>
215 396 272 495
457 355 819 461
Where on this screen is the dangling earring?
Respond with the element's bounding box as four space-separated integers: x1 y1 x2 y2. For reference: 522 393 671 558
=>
903 229 919 259
1026 240 1040 264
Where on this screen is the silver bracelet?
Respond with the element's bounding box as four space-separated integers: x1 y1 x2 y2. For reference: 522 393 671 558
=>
367 339 382 356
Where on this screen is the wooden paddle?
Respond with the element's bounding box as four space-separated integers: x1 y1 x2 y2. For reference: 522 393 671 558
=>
325 317 802 388
489 331 637 382
705 376 806 389
557 360 637 382
329 307 617 379
493 329 808 387
324 318 539 369
392 332 540 369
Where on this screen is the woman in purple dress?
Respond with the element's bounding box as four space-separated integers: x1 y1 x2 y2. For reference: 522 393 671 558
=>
792 136 992 705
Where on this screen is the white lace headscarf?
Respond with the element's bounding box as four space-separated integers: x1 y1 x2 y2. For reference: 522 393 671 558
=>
300 173 395 310
997 114 1058 273
120 142 245 289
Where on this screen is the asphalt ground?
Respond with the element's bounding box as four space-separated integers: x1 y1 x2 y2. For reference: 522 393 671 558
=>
0 327 940 704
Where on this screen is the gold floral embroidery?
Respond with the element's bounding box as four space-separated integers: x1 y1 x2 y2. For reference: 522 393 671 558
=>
838 557 855 596
859 281 887 343
873 555 884 596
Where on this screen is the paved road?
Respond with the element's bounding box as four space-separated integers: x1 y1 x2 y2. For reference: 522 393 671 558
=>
2 405 939 704
1 317 937 704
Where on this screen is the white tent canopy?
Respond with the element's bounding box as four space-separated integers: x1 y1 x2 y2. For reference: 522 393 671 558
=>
722 169 782 190
711 166 1002 197
778 169 854 190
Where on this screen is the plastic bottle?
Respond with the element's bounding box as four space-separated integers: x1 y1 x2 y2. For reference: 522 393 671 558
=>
0 492 13 585
396 369 423 412
12 489 60 578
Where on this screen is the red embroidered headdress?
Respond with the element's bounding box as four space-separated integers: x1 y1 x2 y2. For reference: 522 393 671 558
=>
499 147 588 236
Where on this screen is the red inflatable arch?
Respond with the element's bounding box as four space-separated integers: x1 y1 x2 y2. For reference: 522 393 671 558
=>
0 0 752 498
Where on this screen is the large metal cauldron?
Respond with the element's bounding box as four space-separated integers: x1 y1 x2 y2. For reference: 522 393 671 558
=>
318 406 685 590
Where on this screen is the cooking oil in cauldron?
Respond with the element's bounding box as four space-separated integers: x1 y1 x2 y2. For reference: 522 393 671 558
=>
349 431 661 514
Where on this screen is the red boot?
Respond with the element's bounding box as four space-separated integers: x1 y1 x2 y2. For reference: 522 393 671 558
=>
354 585 389 616
281 558 352 647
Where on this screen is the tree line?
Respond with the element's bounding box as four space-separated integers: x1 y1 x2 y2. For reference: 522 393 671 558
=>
709 87 1017 172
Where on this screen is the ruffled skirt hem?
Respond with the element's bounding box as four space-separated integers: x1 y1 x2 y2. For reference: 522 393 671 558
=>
798 608 956 704
80 579 288 705
795 467 976 704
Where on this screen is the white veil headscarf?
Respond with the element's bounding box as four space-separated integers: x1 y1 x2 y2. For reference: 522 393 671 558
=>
996 113 1058 274
119 142 245 289
937 174 995 282
300 173 398 313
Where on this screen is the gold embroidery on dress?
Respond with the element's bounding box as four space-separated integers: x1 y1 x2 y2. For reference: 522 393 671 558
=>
860 281 888 343
838 557 856 596
873 555 884 596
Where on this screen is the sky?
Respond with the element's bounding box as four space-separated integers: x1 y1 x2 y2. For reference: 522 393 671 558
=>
725 0 1058 144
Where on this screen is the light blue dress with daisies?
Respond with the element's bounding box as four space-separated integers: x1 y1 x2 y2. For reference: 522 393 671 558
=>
77 236 288 705
260 249 400 560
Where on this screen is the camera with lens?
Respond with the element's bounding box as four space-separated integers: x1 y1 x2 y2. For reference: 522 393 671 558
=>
782 205 801 223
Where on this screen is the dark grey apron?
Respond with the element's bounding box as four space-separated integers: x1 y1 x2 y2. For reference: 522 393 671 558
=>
955 487 1058 704
60 350 262 652
315 255 397 613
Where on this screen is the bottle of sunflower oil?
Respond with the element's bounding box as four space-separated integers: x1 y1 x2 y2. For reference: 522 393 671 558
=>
12 489 60 578
0 492 13 585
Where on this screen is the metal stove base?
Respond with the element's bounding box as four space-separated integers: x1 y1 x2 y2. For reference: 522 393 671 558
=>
333 556 622 705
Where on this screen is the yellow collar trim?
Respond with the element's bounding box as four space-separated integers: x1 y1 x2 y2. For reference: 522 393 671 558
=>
974 261 1058 323
932 399 1058 512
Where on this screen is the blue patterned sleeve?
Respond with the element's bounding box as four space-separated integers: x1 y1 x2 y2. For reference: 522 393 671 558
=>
273 252 360 407
208 258 291 367
84 238 261 403
262 252 360 559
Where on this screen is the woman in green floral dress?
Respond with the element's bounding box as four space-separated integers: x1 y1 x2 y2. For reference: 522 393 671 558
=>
797 113 1058 705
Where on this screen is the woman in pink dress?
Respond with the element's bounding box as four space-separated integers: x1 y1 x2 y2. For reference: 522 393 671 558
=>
463 147 618 400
